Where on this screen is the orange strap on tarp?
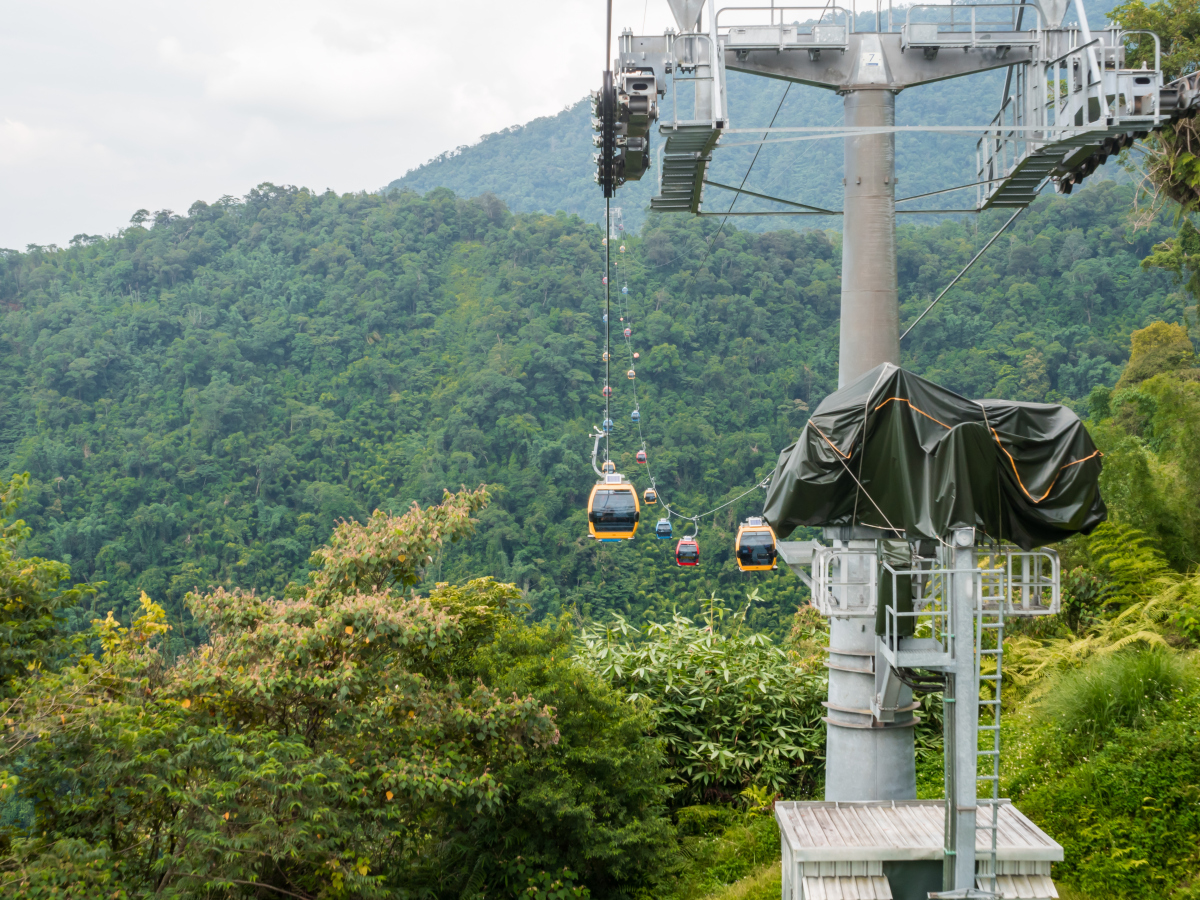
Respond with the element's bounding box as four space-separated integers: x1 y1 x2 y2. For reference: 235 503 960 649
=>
991 429 1102 503
873 396 953 430
810 396 1103 505
809 421 852 459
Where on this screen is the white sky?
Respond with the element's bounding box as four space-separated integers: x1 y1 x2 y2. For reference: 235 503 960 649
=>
0 0 683 249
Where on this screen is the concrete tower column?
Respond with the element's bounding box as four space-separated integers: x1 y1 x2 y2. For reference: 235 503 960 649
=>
823 540 917 802
838 89 900 387
823 86 915 805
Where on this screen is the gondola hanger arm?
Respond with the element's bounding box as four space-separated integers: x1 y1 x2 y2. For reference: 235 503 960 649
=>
590 428 606 478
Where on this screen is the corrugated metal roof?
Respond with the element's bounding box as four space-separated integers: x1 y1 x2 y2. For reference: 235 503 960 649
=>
802 875 893 900
987 874 1060 899
776 800 1063 862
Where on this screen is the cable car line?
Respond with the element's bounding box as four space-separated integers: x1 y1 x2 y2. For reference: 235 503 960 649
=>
584 3 778 568
602 214 777 531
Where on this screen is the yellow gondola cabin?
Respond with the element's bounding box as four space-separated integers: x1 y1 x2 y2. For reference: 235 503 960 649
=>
735 517 777 571
588 475 640 541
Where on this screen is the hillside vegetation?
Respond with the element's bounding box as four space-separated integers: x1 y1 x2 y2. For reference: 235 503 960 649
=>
0 182 1184 641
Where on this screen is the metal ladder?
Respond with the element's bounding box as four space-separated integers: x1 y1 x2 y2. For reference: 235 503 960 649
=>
974 582 1006 896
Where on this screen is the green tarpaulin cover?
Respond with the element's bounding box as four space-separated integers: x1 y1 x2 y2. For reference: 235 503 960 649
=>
763 364 1106 549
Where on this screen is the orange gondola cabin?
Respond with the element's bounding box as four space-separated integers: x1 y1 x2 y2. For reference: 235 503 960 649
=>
735 517 777 572
587 474 640 542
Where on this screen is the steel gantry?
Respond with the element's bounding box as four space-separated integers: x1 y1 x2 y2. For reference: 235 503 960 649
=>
593 1 1197 897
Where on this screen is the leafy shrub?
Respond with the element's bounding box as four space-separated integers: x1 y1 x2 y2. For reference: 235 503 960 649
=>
0 473 95 696
676 805 736 837
1061 566 1110 632
0 488 676 899
1036 648 1192 757
576 597 825 803
1006 680 1200 900
462 615 677 900
658 805 782 900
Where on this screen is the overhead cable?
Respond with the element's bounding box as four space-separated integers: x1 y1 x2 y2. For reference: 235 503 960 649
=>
900 207 1025 341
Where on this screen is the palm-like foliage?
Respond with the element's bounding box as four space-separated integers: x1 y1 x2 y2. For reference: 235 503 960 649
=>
576 596 825 802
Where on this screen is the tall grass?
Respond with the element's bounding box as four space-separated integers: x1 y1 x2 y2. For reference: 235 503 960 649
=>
1036 648 1192 756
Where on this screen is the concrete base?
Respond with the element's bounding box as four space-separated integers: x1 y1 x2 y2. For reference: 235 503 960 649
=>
825 611 916 802
825 718 917 801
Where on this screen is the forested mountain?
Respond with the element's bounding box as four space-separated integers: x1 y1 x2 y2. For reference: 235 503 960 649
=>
388 71 1022 232
0 181 1184 643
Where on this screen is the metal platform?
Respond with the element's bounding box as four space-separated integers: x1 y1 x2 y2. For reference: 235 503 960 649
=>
618 5 1199 216
975 27 1198 207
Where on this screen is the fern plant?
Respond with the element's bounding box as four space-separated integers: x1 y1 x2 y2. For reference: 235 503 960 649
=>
1001 522 1192 694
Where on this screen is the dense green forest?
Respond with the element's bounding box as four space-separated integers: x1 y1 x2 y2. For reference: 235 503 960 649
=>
2 320 1200 899
0 181 1184 643
0 1 1198 893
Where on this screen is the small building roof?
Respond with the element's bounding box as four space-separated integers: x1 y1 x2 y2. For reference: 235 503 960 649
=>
776 800 1063 863
803 875 893 900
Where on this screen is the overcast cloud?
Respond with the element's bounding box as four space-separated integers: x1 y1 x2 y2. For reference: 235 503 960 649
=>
0 0 680 248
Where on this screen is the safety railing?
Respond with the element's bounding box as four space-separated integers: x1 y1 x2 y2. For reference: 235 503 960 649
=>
878 552 957 669
811 544 879 618
874 544 1058 669
652 32 727 128
976 27 1168 208
716 5 853 52
980 547 1060 615
902 3 1043 51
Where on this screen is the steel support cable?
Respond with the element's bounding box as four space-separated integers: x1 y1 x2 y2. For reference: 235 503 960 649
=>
603 0 613 464
605 199 611 463
616 223 776 527
598 37 791 531
683 81 794 290
701 179 838 215
899 207 1024 342
618 270 774 527
608 86 795 522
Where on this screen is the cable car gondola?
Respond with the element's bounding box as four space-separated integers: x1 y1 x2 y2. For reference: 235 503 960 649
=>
587 475 640 542
630 409 640 422
735 517 777 572
601 459 616 474
602 418 614 433
635 450 647 464
655 518 673 539
675 536 700 566
643 487 658 505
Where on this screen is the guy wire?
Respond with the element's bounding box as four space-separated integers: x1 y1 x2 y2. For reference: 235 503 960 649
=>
682 82 793 290
900 207 1023 341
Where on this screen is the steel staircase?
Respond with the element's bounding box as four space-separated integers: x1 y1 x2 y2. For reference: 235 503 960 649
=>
650 125 722 212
